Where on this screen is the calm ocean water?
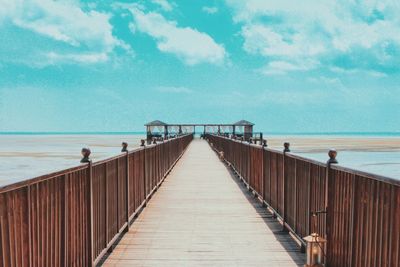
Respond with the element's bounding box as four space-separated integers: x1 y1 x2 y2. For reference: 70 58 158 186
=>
0 132 399 187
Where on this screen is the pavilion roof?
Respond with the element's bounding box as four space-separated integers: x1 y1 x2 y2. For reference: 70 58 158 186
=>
233 120 254 126
145 120 168 126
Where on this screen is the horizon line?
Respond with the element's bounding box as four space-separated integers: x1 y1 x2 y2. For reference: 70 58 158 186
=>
1 131 399 136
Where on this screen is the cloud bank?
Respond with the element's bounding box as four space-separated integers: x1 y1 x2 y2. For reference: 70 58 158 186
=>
0 0 129 65
129 8 226 65
226 0 400 75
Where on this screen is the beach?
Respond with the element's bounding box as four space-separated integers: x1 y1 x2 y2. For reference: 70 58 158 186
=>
0 134 399 187
0 134 144 186
265 135 400 179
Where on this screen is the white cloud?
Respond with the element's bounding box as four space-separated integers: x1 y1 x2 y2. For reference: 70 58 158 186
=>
0 0 130 64
129 8 226 65
242 24 325 57
330 67 388 78
45 52 108 64
152 0 173 12
225 0 400 74
155 86 193 94
260 60 318 75
307 76 344 87
202 6 218 14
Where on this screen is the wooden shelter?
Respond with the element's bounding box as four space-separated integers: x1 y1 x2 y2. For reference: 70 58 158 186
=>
233 120 254 140
145 119 255 141
145 120 168 141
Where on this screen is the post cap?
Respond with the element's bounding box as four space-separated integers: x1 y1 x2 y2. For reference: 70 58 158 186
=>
80 147 91 163
262 140 267 147
121 142 128 152
327 149 338 164
283 142 290 152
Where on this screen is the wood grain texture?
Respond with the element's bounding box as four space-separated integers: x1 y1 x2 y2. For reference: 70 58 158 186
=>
0 134 193 267
207 134 400 267
104 140 305 267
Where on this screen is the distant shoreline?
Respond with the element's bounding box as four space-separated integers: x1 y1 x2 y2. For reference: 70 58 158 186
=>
0 131 146 135
1 131 400 136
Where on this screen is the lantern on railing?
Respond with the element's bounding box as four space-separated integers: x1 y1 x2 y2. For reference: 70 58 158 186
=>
304 233 326 267
219 151 224 161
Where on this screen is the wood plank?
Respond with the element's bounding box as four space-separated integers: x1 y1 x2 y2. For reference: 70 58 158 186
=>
103 139 305 266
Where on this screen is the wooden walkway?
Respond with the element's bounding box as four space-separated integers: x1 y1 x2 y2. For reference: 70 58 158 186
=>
103 139 306 266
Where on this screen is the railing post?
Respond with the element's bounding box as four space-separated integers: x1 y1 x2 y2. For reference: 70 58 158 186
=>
104 155 108 248
141 140 147 207
123 143 130 231
63 168 68 266
325 149 338 264
81 148 94 266
304 161 312 254
282 142 290 232
27 185 32 267
262 139 271 207
88 160 94 266
261 138 267 207
248 141 253 193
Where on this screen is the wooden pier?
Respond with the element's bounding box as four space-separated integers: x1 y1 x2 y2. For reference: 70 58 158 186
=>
103 139 305 266
1 130 400 267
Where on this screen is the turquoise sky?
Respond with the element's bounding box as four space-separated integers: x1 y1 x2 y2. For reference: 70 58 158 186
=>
0 0 399 132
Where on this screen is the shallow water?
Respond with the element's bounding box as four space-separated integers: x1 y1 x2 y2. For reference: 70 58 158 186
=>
0 134 399 187
0 134 143 186
297 151 400 179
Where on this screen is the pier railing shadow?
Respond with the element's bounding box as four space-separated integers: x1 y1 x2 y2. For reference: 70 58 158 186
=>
206 133 400 267
224 160 305 266
0 134 193 266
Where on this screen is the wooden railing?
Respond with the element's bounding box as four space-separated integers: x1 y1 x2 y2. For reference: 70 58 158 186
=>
206 134 400 267
0 134 193 267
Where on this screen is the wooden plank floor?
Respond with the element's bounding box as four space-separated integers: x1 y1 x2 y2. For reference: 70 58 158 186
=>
103 139 306 266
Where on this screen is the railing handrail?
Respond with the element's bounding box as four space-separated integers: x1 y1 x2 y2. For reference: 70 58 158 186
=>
207 133 397 184
0 164 88 193
0 134 193 193
0 133 193 266
330 163 400 186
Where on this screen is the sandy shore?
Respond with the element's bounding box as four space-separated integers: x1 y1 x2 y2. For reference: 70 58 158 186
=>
265 136 400 153
0 135 144 186
0 134 399 185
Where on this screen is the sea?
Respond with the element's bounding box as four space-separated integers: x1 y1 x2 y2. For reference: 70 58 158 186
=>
0 132 399 187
